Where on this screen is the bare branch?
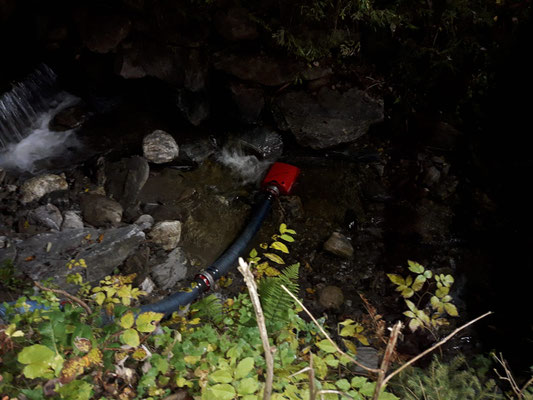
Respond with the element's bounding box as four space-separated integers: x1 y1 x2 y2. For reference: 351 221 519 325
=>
238 258 274 400
383 311 493 386
372 321 402 400
280 284 381 373
34 281 92 314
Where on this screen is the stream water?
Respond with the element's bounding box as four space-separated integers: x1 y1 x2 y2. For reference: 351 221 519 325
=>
0 65 531 375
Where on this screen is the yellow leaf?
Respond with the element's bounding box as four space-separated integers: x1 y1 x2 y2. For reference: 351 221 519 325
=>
342 339 357 355
132 348 148 361
265 266 281 277
355 334 370 346
444 303 459 317
259 243 268 250
387 274 405 286
279 223 288 234
306 288 316 294
263 253 285 264
119 312 135 329
270 241 289 254
340 324 356 337
184 355 200 364
73 337 91 353
94 292 105 305
86 348 103 365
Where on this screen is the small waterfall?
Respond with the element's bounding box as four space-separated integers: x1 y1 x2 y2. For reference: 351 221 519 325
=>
0 64 57 149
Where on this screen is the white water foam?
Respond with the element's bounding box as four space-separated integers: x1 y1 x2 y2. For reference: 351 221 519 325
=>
217 145 272 185
0 93 82 173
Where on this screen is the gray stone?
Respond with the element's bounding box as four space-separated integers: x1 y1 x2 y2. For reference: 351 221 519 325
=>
20 174 68 204
81 194 123 227
62 211 84 230
0 235 7 249
273 87 384 149
148 221 182 250
353 347 379 374
151 247 188 289
319 285 344 309
29 204 63 230
12 225 145 287
323 232 354 259
134 214 154 231
143 130 180 164
140 277 156 294
105 156 150 209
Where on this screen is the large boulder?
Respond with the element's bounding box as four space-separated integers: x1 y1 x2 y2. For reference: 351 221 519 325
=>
228 82 265 124
81 194 123 227
29 204 63 231
143 130 180 164
77 9 131 54
273 87 384 149
20 174 68 204
2 225 145 287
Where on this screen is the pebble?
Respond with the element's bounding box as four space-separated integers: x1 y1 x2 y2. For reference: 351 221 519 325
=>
319 285 344 309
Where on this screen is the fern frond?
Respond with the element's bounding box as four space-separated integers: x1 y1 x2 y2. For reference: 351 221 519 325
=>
191 294 224 325
258 263 300 323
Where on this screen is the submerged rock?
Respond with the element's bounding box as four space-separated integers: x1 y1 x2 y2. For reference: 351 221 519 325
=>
29 204 63 231
81 194 123 227
319 286 344 309
143 130 180 164
151 247 188 289
273 87 383 149
323 232 354 259
20 174 68 204
105 156 149 210
149 220 182 250
5 225 145 287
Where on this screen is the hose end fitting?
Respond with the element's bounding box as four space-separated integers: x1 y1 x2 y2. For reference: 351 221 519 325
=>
261 162 300 196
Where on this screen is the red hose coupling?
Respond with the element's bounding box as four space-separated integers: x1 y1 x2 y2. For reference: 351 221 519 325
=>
261 162 300 196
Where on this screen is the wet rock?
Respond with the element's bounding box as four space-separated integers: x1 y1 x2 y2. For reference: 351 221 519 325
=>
229 82 264 124
81 194 123 227
319 286 344 309
151 247 188 289
49 104 89 131
236 127 283 160
122 246 150 281
150 205 185 222
29 204 63 230
77 9 131 54
62 211 84 230
422 165 441 187
20 174 68 204
149 221 182 250
177 89 210 126
353 347 379 373
214 51 303 87
105 156 150 209
12 225 145 288
143 130 180 164
273 87 384 149
214 7 258 41
323 232 354 259
134 214 154 231
279 196 304 220
180 138 217 164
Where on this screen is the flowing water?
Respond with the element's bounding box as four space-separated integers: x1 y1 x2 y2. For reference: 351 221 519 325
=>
0 65 82 172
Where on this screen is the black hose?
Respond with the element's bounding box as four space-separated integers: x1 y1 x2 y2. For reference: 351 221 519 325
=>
140 192 274 317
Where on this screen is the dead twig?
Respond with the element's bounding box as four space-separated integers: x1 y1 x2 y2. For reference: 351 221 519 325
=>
280 284 381 374
34 281 92 315
238 258 275 400
372 321 402 400
493 352 533 399
382 311 493 387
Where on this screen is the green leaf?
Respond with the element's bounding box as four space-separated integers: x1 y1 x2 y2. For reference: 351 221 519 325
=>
316 339 337 353
435 286 450 298
424 270 433 279
56 380 93 400
407 260 425 274
205 383 236 400
210 368 233 383
441 295 452 303
405 299 417 312
408 318 421 332
351 376 368 389
342 339 357 355
280 234 295 242
340 324 356 337
403 311 416 318
387 274 405 286
18 344 55 365
249 248 258 258
405 275 413 286
401 287 415 298
121 328 140 347
270 241 289 254
136 311 164 333
359 381 377 396
279 223 288 234
263 253 285 264
336 379 351 391
411 275 426 292
379 392 400 400
430 296 440 309
238 377 260 395
235 357 254 379
444 303 459 317
23 363 53 379
119 312 135 329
